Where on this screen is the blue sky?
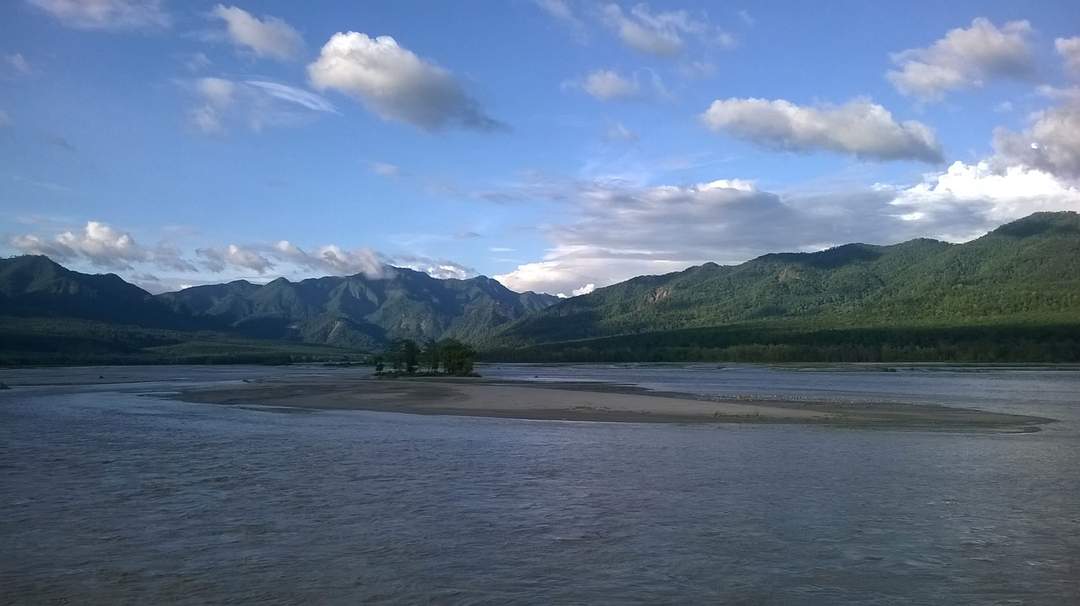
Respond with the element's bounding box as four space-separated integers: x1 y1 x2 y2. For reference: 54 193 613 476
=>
1 0 1079 295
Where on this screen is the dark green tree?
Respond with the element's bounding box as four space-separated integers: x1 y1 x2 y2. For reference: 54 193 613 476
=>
437 338 476 376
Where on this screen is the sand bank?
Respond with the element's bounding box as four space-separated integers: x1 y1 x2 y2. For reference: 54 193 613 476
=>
173 376 1053 432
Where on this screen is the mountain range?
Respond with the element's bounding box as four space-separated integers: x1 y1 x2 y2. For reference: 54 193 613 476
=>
3 211 1079 364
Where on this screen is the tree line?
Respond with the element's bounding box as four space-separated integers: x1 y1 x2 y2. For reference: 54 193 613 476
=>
374 338 478 376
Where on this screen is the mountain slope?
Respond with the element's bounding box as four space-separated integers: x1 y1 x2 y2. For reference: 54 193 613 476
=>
156 267 558 349
495 212 1080 348
0 255 198 329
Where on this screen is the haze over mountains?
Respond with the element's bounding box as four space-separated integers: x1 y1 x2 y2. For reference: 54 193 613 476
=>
2 212 1079 364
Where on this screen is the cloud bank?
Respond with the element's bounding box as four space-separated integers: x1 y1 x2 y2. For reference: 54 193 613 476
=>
6 222 476 292
495 163 1080 296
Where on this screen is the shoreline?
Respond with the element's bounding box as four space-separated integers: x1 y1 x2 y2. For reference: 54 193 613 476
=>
171 376 1055 433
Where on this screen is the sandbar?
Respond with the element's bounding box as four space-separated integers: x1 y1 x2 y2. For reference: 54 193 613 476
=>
173 376 1053 432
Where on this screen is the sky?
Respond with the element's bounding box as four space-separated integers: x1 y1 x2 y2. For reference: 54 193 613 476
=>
1 0 1079 296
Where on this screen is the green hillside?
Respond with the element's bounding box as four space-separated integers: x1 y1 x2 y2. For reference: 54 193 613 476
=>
157 268 557 349
494 212 1080 352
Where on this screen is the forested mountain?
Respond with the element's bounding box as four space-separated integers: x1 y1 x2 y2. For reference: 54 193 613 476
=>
156 268 558 349
492 212 1080 359
0 257 557 355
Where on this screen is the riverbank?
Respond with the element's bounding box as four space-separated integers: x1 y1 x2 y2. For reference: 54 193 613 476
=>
173 375 1053 432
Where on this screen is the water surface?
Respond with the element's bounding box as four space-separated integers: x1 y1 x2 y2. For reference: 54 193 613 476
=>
2 365 1078 604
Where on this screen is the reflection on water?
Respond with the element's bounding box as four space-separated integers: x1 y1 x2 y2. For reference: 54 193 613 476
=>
2 365 1079 603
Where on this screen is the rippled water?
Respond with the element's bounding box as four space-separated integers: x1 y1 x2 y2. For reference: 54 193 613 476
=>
2 365 1079 604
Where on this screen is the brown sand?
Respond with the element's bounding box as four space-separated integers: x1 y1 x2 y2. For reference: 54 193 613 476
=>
173 376 1053 432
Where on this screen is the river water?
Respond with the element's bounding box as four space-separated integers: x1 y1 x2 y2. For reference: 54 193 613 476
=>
2 364 1078 604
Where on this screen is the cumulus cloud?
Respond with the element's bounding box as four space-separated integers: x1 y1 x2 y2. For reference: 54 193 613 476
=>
187 77 334 134
992 96 1080 179
600 3 731 57
494 166 1080 295
701 97 943 163
888 161 1080 239
308 32 503 132
210 4 303 61
887 18 1035 101
28 0 169 30
10 221 147 269
571 283 596 296
1056 37 1080 77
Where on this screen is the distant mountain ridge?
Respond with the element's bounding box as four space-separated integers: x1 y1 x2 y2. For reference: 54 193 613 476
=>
0 257 557 349
156 267 558 348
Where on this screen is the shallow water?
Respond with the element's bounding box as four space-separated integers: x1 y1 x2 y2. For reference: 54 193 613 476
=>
2 365 1079 604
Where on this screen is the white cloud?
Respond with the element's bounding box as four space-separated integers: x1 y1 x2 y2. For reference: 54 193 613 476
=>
534 0 583 28
888 161 1080 240
197 244 272 274
581 69 639 100
5 53 31 75
371 162 401 177
210 4 303 61
569 68 670 102
273 240 384 278
0 110 10 128
992 96 1080 179
197 77 236 108
28 0 169 30
10 221 146 269
187 77 334 134
1056 37 1080 78
605 122 638 142
244 80 336 113
601 3 730 57
389 255 476 280
571 283 596 296
701 97 943 163
308 31 503 132
888 18 1035 101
